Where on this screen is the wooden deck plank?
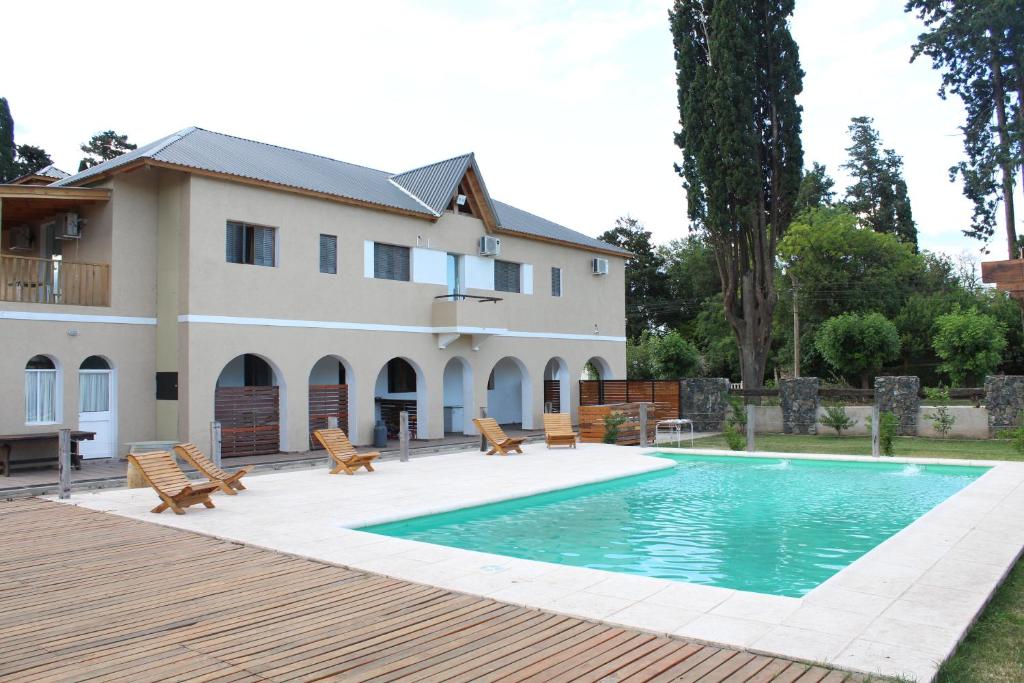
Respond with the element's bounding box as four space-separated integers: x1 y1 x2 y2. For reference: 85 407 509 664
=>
0 499 853 682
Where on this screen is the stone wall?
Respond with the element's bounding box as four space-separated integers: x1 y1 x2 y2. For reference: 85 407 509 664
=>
680 378 729 431
984 375 1024 437
874 376 920 436
780 377 819 434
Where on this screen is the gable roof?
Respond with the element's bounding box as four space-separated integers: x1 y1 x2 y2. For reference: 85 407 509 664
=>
53 127 629 256
7 163 71 186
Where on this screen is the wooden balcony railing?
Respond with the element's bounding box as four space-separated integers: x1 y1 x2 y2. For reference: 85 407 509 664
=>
0 255 110 307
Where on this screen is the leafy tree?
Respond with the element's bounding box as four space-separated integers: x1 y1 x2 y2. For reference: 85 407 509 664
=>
933 307 1007 385
626 331 658 379
819 404 856 436
842 116 918 248
0 98 17 182
652 330 702 378
815 312 902 388
671 0 804 389
15 144 52 176
78 130 136 171
907 0 1023 257
923 386 956 437
794 162 836 214
598 216 668 338
659 235 721 330
693 294 741 380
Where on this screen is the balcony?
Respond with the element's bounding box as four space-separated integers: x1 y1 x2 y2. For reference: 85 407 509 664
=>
431 294 508 349
0 255 110 307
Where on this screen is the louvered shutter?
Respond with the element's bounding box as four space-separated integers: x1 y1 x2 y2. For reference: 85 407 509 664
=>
373 243 410 281
551 267 562 296
254 226 275 266
319 234 337 274
494 260 521 293
226 222 244 263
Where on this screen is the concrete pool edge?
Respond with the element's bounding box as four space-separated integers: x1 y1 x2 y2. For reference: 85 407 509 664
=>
55 444 1024 683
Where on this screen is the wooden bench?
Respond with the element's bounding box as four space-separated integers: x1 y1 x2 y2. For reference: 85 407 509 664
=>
0 431 95 476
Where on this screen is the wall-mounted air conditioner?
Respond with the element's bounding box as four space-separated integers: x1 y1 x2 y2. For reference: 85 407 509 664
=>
8 225 32 252
54 212 82 240
592 257 609 275
479 235 501 256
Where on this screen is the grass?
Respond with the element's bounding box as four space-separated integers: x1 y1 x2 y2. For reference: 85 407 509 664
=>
682 433 1023 461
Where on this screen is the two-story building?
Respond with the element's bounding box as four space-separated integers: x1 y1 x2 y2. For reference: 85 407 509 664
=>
0 127 627 459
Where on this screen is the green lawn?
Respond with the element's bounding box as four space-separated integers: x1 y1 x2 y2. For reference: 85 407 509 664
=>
680 431 1022 681
683 433 1023 461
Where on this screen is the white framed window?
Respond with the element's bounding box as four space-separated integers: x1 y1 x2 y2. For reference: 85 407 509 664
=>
551 267 562 297
25 355 59 425
319 234 337 274
374 243 411 281
494 260 521 293
226 221 276 266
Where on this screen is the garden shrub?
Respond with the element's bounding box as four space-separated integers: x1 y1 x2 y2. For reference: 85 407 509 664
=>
723 421 745 450
602 411 628 444
819 404 856 436
924 386 956 438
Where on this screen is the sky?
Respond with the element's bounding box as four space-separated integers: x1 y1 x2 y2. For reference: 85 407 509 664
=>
4 0 1013 260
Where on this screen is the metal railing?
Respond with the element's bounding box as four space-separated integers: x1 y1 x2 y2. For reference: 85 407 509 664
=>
433 293 503 303
0 255 110 306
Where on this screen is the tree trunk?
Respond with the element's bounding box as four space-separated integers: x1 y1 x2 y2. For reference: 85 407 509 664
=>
991 49 1018 258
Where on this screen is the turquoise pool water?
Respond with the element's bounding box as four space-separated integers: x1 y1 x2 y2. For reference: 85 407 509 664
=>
361 454 987 596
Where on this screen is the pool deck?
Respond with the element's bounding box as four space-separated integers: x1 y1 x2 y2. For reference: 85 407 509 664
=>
57 443 1024 682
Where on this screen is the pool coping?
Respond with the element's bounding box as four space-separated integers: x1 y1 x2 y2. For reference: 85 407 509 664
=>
54 444 1024 683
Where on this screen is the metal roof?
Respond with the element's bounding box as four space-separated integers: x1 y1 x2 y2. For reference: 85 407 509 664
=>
54 127 628 255
34 164 69 179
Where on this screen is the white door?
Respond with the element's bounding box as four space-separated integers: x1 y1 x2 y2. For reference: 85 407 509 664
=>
79 369 115 458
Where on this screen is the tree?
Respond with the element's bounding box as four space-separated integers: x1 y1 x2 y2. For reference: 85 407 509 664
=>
794 162 836 214
78 130 136 171
0 98 17 182
658 235 721 331
15 144 52 176
933 307 1007 385
842 116 918 248
627 331 658 379
652 330 702 378
599 216 668 339
670 0 804 389
907 0 1023 257
815 312 902 388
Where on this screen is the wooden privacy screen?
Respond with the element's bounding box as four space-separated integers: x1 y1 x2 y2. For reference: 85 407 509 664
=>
578 402 673 445
543 380 561 413
215 386 280 457
579 380 681 419
378 399 417 439
308 384 348 449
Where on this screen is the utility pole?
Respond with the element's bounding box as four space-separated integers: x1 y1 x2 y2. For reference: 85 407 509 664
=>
792 276 800 378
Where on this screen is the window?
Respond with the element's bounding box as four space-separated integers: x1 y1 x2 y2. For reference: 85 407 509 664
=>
25 355 58 424
494 260 521 293
446 253 462 296
374 243 410 281
226 221 276 266
319 234 337 274
387 358 417 393
551 267 562 297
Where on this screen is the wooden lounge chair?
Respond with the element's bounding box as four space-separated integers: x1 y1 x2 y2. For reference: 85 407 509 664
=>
173 442 251 495
473 417 526 455
313 428 380 475
126 451 221 515
543 413 577 448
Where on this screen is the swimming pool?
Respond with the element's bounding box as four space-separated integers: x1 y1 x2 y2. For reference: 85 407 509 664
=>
361 454 988 596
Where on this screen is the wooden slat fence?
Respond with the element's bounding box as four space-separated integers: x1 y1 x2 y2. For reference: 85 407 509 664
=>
378 398 417 439
0 255 110 306
543 380 560 413
215 386 280 457
580 380 682 419
308 384 348 449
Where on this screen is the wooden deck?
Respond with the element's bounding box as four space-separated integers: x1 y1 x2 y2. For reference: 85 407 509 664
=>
0 499 865 682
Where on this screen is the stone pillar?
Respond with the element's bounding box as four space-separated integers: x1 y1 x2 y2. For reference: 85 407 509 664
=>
780 377 819 434
874 376 920 436
985 375 1024 437
680 378 729 432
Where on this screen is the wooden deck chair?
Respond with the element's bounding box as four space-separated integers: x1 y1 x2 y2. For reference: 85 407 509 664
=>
543 413 577 448
473 417 526 455
173 443 251 495
313 428 380 475
126 451 221 515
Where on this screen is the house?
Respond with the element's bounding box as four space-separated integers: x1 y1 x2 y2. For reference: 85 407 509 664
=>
0 127 627 459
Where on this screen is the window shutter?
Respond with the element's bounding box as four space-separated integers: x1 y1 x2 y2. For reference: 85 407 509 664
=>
551 267 561 296
374 243 410 281
494 260 521 293
254 227 275 266
226 222 244 263
319 234 337 274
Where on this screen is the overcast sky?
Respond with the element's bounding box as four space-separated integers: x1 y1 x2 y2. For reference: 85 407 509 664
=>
5 0 1012 259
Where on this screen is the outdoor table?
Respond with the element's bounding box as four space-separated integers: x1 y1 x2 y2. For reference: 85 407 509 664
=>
655 419 694 447
0 431 94 476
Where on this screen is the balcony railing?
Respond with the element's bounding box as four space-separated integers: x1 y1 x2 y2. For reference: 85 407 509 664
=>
0 255 110 307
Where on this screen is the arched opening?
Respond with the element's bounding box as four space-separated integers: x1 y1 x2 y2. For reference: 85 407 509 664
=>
25 355 60 425
442 357 474 435
582 356 613 380
375 357 427 440
215 353 286 456
487 356 533 429
78 355 117 458
308 355 355 447
543 357 570 415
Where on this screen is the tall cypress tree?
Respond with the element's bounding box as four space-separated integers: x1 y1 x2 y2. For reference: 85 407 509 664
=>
670 0 804 388
842 116 918 249
0 98 17 183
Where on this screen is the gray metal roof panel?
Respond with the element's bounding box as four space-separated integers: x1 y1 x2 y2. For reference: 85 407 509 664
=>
35 164 69 179
492 200 630 255
390 154 472 215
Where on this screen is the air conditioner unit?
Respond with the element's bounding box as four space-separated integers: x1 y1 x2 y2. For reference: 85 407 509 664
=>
592 257 609 275
54 212 82 240
7 225 32 252
479 235 501 256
